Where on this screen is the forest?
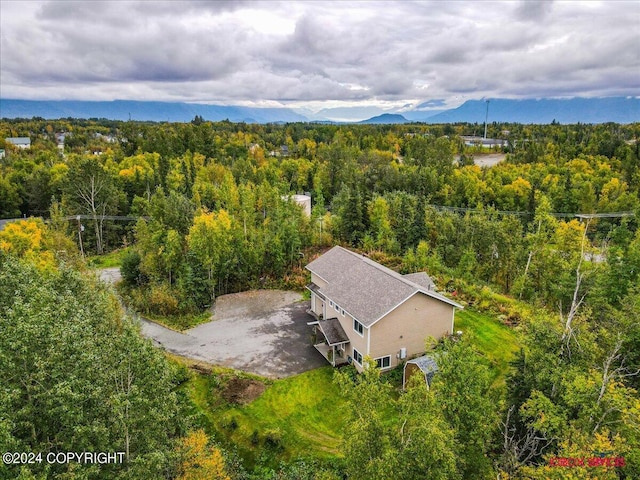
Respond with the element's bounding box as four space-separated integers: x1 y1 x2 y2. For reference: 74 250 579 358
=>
1 117 639 479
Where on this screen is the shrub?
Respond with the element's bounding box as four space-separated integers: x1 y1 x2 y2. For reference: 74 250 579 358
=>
229 417 238 430
148 284 180 316
264 428 284 451
120 250 144 286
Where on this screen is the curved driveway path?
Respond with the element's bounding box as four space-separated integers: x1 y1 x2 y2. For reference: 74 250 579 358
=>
98 268 325 378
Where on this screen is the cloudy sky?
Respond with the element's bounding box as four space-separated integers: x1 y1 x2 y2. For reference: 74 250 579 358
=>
1 0 638 114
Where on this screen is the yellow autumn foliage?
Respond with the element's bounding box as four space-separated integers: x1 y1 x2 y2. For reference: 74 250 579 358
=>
177 429 230 480
0 219 57 269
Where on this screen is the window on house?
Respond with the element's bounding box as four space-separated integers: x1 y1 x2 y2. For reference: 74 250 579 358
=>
353 349 363 365
341 308 345 316
353 319 364 336
335 304 339 312
375 356 391 369
329 300 333 307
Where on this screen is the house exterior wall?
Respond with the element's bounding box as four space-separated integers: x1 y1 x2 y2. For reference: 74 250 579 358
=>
310 273 328 318
309 268 368 370
310 272 328 289
369 292 454 369
332 310 367 369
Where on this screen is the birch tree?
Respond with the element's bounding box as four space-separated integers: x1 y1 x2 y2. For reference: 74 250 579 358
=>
64 155 116 254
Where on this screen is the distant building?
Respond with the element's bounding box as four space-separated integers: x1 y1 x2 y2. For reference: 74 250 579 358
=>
94 132 116 143
0 149 5 159
460 136 506 148
55 132 67 145
282 194 312 216
5 137 31 149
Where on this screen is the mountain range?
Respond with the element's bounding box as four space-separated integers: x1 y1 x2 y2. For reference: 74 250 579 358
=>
0 99 307 123
1 97 638 124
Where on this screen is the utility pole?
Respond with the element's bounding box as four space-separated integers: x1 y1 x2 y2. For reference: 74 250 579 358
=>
77 215 85 259
484 99 490 139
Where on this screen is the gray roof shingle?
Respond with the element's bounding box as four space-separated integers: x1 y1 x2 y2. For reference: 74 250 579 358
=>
318 317 350 345
403 272 435 290
306 246 461 327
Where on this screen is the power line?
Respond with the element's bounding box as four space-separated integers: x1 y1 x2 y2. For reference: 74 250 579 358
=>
62 215 148 221
425 204 635 219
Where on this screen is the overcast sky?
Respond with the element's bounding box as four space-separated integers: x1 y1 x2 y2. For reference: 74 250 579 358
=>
1 0 638 113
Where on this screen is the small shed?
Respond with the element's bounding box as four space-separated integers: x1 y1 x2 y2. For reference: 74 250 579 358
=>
403 354 439 390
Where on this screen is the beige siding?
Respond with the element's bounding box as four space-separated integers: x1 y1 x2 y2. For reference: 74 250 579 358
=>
310 273 328 317
324 300 368 370
310 270 368 368
310 272 328 289
369 292 454 369
338 313 367 370
311 294 324 317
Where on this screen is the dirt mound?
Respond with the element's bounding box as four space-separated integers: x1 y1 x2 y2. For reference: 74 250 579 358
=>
221 377 266 405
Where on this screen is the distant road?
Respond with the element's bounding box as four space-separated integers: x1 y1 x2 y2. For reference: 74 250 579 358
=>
454 153 506 168
473 153 507 167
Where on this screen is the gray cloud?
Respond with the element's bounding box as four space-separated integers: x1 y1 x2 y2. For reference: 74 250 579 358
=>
515 0 554 22
1 0 638 109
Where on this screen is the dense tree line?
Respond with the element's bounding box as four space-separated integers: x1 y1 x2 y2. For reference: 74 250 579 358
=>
1 118 639 478
0 219 247 480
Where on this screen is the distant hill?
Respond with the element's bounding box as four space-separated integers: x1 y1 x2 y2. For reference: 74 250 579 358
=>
315 106 386 122
423 97 640 124
0 99 308 123
1 97 638 124
358 113 409 124
320 97 640 124
402 109 447 122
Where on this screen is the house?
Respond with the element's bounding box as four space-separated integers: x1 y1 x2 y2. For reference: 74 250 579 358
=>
306 246 462 372
5 137 31 149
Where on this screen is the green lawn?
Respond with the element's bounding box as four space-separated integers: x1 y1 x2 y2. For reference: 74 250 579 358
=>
454 309 521 386
183 365 348 467
176 309 520 468
86 247 130 268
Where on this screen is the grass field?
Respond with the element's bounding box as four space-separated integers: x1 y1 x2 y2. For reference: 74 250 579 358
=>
454 309 522 386
182 365 348 467
86 247 130 268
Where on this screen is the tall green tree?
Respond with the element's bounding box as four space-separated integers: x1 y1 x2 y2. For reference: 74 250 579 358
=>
432 337 498 479
63 155 120 254
0 256 188 479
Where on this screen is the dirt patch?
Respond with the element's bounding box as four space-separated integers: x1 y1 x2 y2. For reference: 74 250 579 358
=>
190 363 213 375
221 377 267 405
98 267 122 284
473 153 507 168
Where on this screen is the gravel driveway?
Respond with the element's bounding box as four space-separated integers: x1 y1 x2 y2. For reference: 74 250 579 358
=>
98 269 326 378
